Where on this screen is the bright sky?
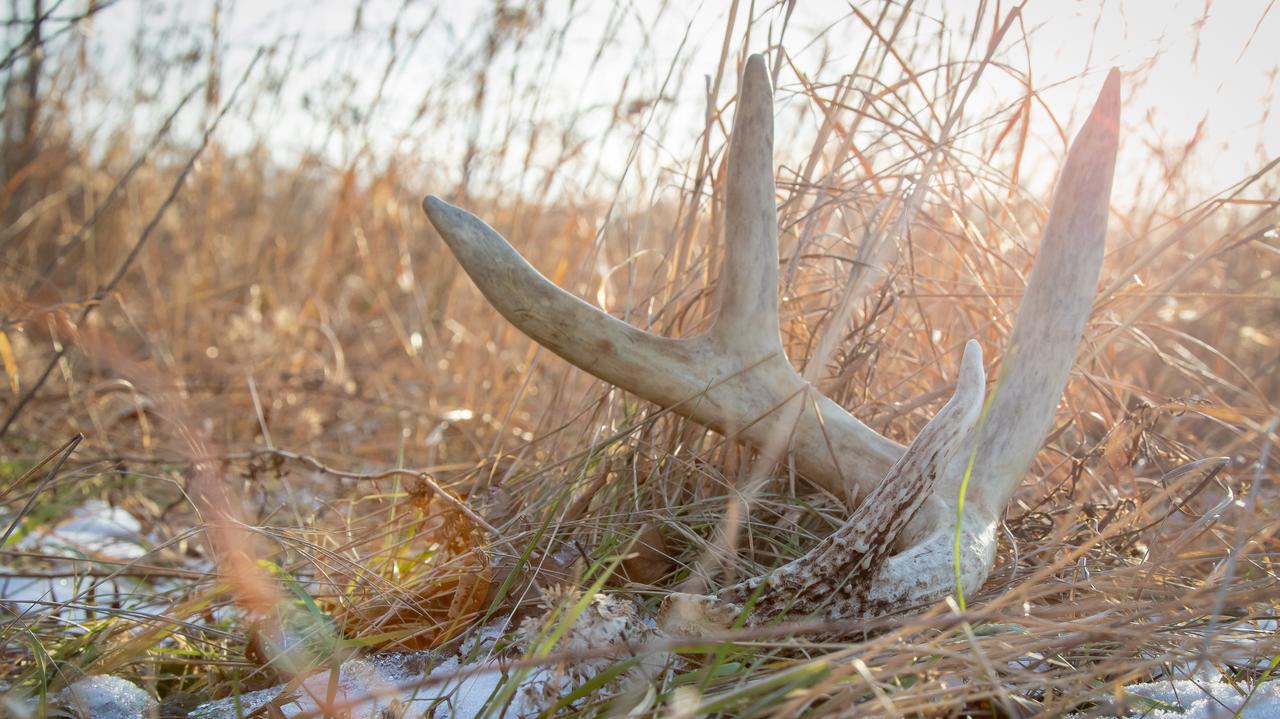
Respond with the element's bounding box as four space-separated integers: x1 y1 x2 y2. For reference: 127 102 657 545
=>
27 1 1280 204
1016 1 1278 196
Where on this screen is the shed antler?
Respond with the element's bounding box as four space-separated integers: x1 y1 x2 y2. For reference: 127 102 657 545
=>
423 54 1119 624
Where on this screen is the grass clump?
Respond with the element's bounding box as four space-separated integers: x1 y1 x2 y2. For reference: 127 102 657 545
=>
0 1 1276 716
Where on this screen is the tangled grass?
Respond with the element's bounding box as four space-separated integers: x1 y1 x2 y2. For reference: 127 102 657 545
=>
0 1 1276 716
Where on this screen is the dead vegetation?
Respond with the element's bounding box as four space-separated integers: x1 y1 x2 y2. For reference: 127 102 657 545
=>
0 1 1276 716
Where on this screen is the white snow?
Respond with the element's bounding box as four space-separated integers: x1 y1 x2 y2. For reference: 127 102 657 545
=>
0 501 162 623
15 500 149 560
189 650 480 718
193 593 672 718
421 656 507 718
1100 674 1280 718
50 675 158 719
0 564 150 617
191 623 599 718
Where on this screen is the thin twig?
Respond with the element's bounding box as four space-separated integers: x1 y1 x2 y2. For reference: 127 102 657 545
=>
242 446 500 536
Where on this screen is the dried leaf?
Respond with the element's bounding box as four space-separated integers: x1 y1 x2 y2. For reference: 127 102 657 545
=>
0 331 18 394
330 492 492 650
621 523 673 585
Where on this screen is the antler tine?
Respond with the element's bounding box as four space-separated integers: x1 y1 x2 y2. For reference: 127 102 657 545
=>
424 54 905 505
422 196 711 409
424 57 1122 627
871 68 1122 608
659 69 1122 630
711 340 985 621
955 68 1121 519
712 53 783 358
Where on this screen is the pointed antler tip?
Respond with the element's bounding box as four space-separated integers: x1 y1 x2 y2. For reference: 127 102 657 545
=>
422 195 473 240
1091 68 1121 124
422 195 462 229
959 339 985 384
742 53 771 94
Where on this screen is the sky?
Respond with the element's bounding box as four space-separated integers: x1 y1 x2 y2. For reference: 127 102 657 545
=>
12 1 1280 204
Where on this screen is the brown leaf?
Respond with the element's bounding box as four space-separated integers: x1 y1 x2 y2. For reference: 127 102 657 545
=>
0 331 16 394
621 523 673 585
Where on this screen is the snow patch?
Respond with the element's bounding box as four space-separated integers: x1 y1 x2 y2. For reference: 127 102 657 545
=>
50 675 157 719
1083 673 1280 718
194 593 672 718
18 500 149 560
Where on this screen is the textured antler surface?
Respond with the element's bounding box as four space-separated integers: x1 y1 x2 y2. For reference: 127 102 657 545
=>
424 55 903 506
714 339 986 622
423 55 1120 624
956 68 1121 519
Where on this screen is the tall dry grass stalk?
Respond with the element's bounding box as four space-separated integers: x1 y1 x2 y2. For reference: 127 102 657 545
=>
0 1 1276 715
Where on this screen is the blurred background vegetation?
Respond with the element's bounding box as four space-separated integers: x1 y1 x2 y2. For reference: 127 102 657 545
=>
0 1 1276 715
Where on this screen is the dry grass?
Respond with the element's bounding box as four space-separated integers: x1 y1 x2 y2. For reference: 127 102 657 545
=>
0 1 1276 716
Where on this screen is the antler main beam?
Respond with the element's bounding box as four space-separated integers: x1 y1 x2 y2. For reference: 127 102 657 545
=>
424 55 903 505
423 54 1120 623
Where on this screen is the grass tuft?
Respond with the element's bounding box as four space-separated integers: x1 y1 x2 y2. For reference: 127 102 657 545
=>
0 1 1276 716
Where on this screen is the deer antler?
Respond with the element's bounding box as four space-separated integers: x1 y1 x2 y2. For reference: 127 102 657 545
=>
423 54 1119 624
